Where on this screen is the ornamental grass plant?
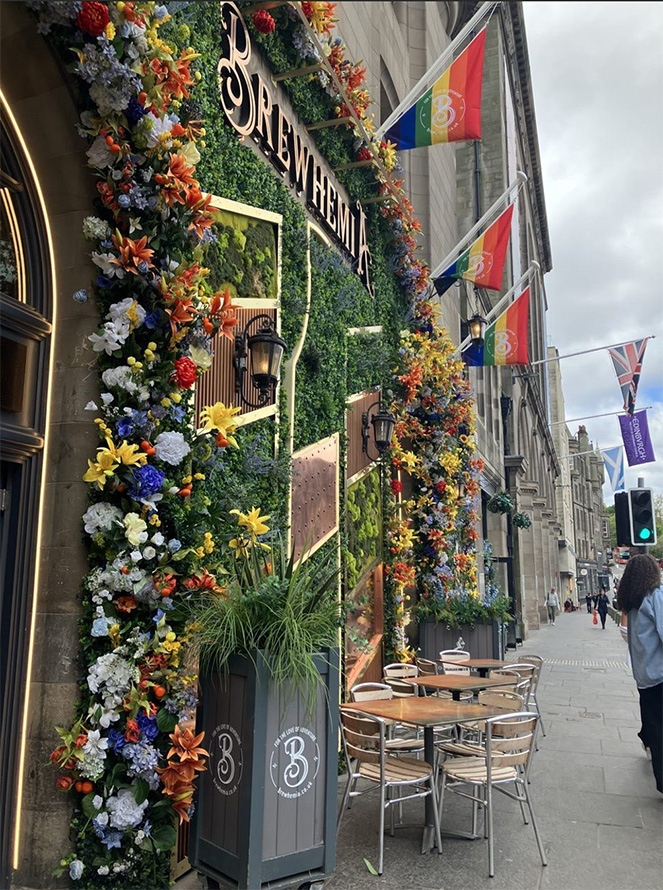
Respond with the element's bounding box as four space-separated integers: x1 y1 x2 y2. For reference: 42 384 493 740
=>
187 534 342 715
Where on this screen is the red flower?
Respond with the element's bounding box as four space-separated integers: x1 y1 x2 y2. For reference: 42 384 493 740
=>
124 719 140 743
50 745 66 764
435 481 446 494
77 1 110 37
172 356 197 389
391 479 403 495
55 774 74 792
357 147 372 162
253 9 276 34
301 2 314 17
75 734 88 749
115 595 137 613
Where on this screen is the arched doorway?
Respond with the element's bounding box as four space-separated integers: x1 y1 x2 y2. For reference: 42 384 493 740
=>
0 90 55 888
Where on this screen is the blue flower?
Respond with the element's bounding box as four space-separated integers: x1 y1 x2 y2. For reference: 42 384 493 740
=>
96 274 113 289
116 417 135 438
72 288 88 303
108 729 127 754
125 95 148 127
137 710 159 741
91 617 110 638
168 539 182 553
130 465 165 499
137 260 150 275
144 310 161 330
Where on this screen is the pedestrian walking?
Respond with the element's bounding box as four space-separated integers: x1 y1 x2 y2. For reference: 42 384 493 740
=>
545 587 561 625
586 594 593 614
617 553 663 794
596 587 610 629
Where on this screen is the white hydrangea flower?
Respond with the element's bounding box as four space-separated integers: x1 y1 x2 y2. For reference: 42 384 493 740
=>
155 431 190 465
88 652 139 696
106 789 149 830
82 216 111 241
101 365 138 394
83 502 124 535
86 135 115 168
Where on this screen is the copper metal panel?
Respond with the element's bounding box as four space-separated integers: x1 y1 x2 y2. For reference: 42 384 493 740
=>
346 391 376 480
291 436 339 562
194 307 276 423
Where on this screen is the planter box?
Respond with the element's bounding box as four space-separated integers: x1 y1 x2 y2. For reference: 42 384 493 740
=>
191 649 339 890
418 619 506 661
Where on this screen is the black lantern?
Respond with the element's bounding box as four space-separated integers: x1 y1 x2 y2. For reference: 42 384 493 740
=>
362 396 395 460
467 312 487 346
234 314 287 409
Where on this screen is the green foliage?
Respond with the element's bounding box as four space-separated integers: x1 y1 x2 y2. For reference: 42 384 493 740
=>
417 592 513 628
206 209 277 298
513 511 532 529
187 536 342 714
346 468 382 589
487 491 515 514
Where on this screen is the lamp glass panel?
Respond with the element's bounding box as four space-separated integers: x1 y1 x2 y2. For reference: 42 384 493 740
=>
373 414 394 449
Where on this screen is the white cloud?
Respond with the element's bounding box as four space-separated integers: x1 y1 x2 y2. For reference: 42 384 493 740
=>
523 1 663 503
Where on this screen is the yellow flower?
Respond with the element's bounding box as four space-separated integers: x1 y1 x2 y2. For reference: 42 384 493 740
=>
83 450 118 488
109 624 121 648
230 507 270 538
124 512 148 546
104 22 116 40
199 401 241 447
229 536 250 559
400 451 418 471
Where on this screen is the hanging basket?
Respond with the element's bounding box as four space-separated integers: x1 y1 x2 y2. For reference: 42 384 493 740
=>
513 511 532 530
487 491 515 515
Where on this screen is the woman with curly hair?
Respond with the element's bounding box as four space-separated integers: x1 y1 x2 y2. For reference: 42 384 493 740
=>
617 553 663 793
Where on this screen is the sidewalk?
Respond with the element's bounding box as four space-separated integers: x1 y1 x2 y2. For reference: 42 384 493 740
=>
329 610 662 890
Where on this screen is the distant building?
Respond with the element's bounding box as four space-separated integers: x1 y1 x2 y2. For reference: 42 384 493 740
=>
548 346 578 603
569 426 609 600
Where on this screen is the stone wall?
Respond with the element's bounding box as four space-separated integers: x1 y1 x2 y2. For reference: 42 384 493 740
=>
1 5 97 886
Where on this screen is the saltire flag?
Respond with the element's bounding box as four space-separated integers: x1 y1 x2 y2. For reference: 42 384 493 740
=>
386 28 486 150
602 446 626 492
462 288 530 366
608 338 648 415
618 409 656 467
434 203 515 297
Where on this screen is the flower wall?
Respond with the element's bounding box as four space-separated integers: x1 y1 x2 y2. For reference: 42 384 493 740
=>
28 0 490 884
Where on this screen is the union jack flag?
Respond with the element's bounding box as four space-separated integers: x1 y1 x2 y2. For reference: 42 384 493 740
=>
608 338 648 415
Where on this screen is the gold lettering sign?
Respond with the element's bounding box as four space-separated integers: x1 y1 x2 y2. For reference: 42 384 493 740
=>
218 1 373 294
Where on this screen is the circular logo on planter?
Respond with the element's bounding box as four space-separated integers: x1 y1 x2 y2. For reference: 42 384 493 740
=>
269 725 320 799
210 723 243 796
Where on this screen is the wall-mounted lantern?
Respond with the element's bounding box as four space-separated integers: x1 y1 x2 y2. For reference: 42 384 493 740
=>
234 314 287 409
361 395 395 461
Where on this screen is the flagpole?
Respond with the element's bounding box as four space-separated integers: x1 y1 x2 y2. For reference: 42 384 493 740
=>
557 447 621 461
430 172 528 281
453 262 540 356
530 335 656 366
549 408 653 427
375 0 500 140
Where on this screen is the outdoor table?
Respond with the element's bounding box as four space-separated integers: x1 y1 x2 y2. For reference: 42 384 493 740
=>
412 674 516 700
343 697 509 852
436 657 511 677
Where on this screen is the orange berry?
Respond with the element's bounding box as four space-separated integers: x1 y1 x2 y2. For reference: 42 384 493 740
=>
178 486 192 497
105 135 114 146
75 781 84 792
154 685 166 699
81 781 93 793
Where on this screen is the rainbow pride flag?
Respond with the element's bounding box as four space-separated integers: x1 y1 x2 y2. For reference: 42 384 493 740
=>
386 29 486 150
462 288 530 366
434 204 515 297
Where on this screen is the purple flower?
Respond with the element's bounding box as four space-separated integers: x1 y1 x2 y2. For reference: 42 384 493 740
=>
108 729 127 753
137 710 159 740
125 95 148 127
144 310 161 330
116 417 135 438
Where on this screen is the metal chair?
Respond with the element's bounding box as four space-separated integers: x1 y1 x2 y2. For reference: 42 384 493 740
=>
415 657 453 700
350 683 423 754
438 711 547 878
383 662 419 679
518 655 546 736
438 650 471 675
338 708 442 875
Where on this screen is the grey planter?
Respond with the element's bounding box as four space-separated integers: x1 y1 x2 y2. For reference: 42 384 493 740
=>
418 619 506 661
191 648 339 890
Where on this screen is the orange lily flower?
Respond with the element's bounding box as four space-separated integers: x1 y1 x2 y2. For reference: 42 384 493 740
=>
110 232 154 274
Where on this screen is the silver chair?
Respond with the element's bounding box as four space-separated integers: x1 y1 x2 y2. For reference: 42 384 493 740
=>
438 711 547 878
338 707 442 875
518 655 546 736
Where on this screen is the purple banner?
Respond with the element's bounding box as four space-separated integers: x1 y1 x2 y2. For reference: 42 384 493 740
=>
619 409 656 466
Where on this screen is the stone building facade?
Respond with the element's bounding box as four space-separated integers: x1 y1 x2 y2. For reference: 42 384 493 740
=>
548 346 579 602
569 425 609 601
339 2 560 639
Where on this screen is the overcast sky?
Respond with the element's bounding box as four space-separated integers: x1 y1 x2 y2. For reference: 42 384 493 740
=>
522 2 663 504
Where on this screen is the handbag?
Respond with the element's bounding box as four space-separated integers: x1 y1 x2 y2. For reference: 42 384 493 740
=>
592 610 598 625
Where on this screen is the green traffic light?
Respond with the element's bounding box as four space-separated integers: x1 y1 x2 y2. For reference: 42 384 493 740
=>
639 528 652 541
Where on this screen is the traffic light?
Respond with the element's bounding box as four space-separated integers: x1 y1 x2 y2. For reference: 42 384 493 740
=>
628 487 657 546
614 492 631 546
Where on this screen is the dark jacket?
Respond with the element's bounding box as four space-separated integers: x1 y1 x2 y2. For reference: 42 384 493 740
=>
597 593 610 614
